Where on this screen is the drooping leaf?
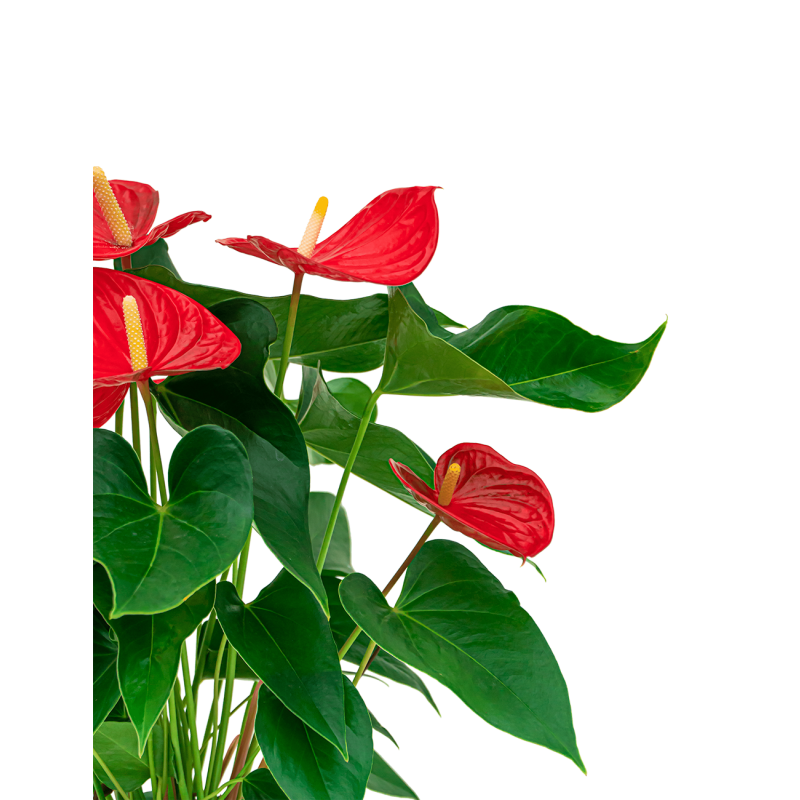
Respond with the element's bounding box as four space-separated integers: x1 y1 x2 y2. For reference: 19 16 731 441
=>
380 285 665 412
93 608 120 732
327 377 379 423
215 574 346 755
93 721 165 793
298 367 435 513
155 299 327 614
368 711 398 748
367 752 419 799
324 576 438 712
94 564 214 753
93 425 253 617
114 238 180 277
309 492 354 576
340 540 585 772
241 769 289 799
254 678 372 800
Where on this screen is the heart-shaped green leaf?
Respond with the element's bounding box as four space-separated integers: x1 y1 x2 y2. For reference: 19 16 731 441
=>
155 299 327 614
114 238 180 277
94 564 214 753
380 285 665 412
309 492 354 576
215 573 346 755
93 721 165 793
93 425 253 617
254 678 372 800
323 576 438 713
93 609 120 732
298 367 435 513
368 752 419 799
340 540 585 772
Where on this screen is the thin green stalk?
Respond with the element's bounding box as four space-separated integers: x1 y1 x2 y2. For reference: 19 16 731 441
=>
149 395 158 501
352 640 377 686
129 383 141 459
93 772 105 799
235 534 251 595
225 682 260 800
181 643 205 798
337 625 363 661
204 635 228 791
317 388 381 572
160 711 169 799
167 690 191 800
274 272 304 398
139 382 167 504
146 735 157 798
174 675 194 791
199 777 244 800
114 400 125 436
92 749 130 800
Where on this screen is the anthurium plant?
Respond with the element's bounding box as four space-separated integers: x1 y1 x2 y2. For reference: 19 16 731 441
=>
92 167 666 800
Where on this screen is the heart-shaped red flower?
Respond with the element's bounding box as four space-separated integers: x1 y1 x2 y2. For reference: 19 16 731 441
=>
216 186 439 285
390 443 555 560
93 268 241 427
93 179 211 260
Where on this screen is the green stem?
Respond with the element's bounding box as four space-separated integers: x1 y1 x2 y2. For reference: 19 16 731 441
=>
129 383 141 460
352 640 376 687
199 777 244 800
92 750 130 800
225 682 260 800
114 400 125 436
274 272 304 398
180 644 205 798
93 772 105 799
160 712 169 799
139 382 167 504
146 735 157 798
234 534 251 596
337 625 363 661
317 389 381 572
149 395 158 501
204 635 228 792
168 690 191 800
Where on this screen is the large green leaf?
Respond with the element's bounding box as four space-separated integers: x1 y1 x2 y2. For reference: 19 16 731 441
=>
242 770 289 800
195 620 257 682
215 574 347 755
367 752 419 799
93 425 253 617
324 576 438 712
309 492 354 576
155 299 327 614
379 285 665 412
340 540 585 772
115 238 180 277
93 721 165 793
254 678 372 800
327 377 379 423
94 564 214 753
93 608 120 732
298 367 435 513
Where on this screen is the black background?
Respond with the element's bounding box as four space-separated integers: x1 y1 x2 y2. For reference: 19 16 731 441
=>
104 159 681 800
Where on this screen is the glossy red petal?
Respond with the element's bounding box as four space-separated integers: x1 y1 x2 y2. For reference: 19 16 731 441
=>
93 180 159 261
144 210 212 245
93 384 129 428
93 268 241 388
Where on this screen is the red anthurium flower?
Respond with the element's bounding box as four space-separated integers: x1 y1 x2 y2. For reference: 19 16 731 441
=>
390 443 555 560
93 268 241 427
93 166 211 260
216 186 439 285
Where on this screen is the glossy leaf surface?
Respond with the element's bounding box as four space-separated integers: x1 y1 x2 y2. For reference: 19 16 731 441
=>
324 576 438 712
93 426 253 616
93 608 120 732
242 770 289 800
215 574 346 754
94 564 214 752
369 711 398 748
93 721 164 793
254 678 372 800
340 540 585 771
368 752 419 799
113 238 180 277
195 620 256 682
327 378 379 423
309 492 354 576
155 299 327 613
298 367 435 513
380 286 665 412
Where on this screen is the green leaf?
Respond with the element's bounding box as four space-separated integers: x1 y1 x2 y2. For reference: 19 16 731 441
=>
254 678 372 800
94 564 214 753
327 378 379 423
368 711 398 748
93 721 164 793
242 770 289 800
340 540 585 772
215 574 347 755
298 367 435 513
367 752 419 799
93 608 120 732
380 285 665 412
155 299 327 614
324 576 438 712
115 239 180 277
309 492 354 576
195 620 257 682
93 425 253 617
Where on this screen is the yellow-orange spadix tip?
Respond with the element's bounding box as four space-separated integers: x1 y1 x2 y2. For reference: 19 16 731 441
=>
122 295 148 371
437 463 461 506
297 196 329 257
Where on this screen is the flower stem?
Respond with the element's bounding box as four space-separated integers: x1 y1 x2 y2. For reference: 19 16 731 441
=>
225 682 261 800
274 272 304 398
168 689 192 800
139 381 167 504
180 643 205 798
120 255 132 271
146 735 157 799
114 399 125 436
92 749 130 800
317 389 381 572
204 636 229 793
93 772 105 799
352 641 376 687
160 711 169 798
129 383 141 460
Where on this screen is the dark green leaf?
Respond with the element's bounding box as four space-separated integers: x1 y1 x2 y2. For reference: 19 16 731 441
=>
155 299 327 614
340 540 585 772
368 711 398 748
195 620 257 682
94 564 214 753
380 285 665 412
327 378 379 423
367 752 419 799
298 367 435 513
324 576 438 712
242 769 289 800
93 608 120 732
93 426 253 617
215 574 346 755
93 721 164 793
309 492 354 576
115 239 180 277
254 678 372 800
